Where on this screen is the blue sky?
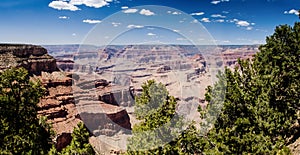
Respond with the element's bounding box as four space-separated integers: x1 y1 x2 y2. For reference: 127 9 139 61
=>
0 0 298 45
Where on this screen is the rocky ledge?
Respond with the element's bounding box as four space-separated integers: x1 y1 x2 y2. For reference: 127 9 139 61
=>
0 44 58 75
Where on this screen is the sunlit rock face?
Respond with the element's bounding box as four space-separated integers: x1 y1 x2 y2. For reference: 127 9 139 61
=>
0 44 59 75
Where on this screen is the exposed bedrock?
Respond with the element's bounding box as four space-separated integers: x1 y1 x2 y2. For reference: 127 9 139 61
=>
0 44 59 75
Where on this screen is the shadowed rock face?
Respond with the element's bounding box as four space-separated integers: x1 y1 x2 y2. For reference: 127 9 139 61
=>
0 44 59 75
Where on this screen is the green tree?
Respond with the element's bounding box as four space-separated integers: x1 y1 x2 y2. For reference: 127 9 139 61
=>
59 122 95 155
198 22 300 154
126 80 203 155
0 67 52 154
127 80 186 154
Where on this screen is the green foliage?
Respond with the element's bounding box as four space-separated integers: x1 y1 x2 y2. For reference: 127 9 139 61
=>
59 122 95 155
0 67 52 154
199 22 300 154
127 80 187 154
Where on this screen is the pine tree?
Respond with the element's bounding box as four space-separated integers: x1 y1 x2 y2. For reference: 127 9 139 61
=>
0 67 52 154
198 22 300 154
60 122 95 155
126 80 185 154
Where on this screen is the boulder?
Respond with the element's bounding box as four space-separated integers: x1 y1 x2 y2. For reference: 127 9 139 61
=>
55 133 72 152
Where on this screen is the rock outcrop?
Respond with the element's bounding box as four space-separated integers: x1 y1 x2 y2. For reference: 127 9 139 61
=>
0 44 58 75
35 71 133 152
35 72 81 151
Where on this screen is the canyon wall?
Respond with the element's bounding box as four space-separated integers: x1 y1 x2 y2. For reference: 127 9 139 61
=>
0 44 58 75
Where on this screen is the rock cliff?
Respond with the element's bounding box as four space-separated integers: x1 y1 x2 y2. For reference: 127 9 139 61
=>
0 44 58 75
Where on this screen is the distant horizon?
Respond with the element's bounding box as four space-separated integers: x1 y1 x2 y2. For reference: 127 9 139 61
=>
0 43 262 47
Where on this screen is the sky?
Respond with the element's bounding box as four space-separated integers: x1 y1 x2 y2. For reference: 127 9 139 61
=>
0 0 299 45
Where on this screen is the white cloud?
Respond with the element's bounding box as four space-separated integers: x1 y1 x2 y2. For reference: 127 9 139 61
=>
211 0 229 5
140 9 155 16
127 24 144 28
69 0 110 8
112 22 121 27
49 0 112 11
72 33 76 36
215 19 225 23
211 1 221 4
246 27 253 30
236 20 250 27
227 18 254 29
284 9 299 16
123 8 138 13
211 14 226 18
201 18 211 23
169 11 182 15
231 19 239 22
83 19 101 24
59 16 69 19
167 11 181 15
190 12 205 16
121 6 128 9
191 19 199 24
48 1 80 11
147 33 156 36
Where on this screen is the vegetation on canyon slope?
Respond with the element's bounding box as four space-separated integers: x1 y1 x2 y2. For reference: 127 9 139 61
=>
0 68 52 154
127 22 300 154
0 68 94 155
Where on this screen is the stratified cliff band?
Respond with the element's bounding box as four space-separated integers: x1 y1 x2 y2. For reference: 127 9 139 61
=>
0 44 59 75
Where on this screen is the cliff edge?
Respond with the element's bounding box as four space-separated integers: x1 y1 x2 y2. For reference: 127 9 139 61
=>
0 44 58 75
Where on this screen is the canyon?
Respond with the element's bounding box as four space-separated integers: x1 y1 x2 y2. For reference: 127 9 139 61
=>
0 44 262 154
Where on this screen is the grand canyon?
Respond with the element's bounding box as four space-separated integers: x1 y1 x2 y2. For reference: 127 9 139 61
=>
0 43 259 154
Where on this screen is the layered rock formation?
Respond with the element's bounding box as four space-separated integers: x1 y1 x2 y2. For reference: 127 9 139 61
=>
34 71 132 153
0 44 58 75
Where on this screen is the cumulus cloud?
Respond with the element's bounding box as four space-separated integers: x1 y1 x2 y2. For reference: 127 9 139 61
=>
140 9 155 16
147 33 156 36
59 16 69 19
211 14 226 18
284 9 299 16
127 24 144 28
123 8 138 13
112 22 121 27
236 20 250 27
211 0 229 5
167 11 182 15
190 12 205 16
83 19 101 24
49 0 112 11
227 18 254 30
227 18 239 23
121 6 128 9
191 19 199 24
246 27 253 30
48 1 80 11
215 19 225 23
201 18 211 23
69 0 110 8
